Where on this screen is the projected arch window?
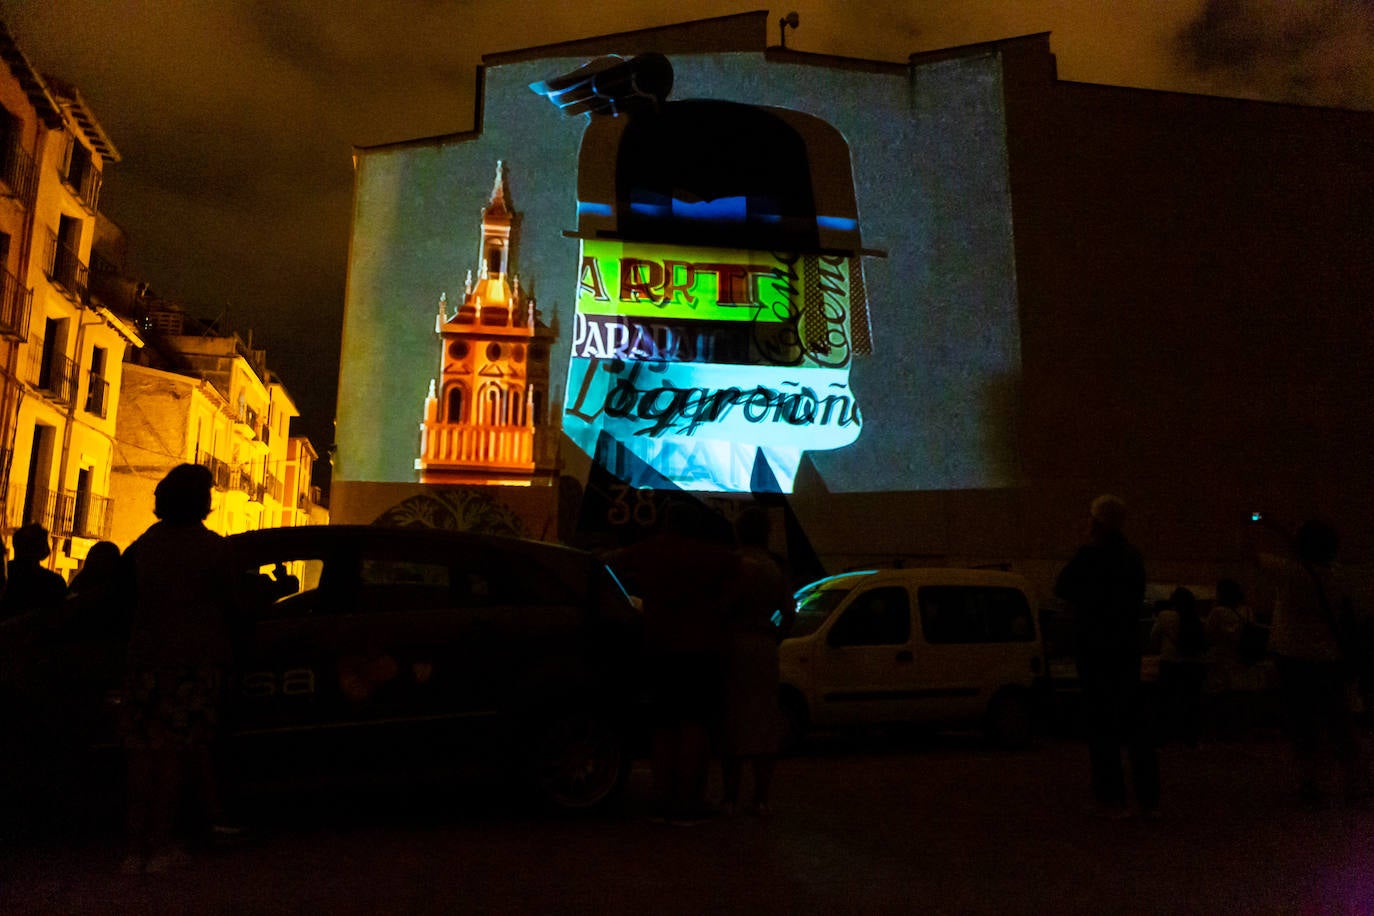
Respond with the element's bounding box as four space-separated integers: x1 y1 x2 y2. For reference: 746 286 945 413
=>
445 385 466 423
479 383 505 425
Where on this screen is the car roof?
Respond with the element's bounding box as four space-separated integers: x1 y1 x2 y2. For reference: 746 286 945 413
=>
226 525 596 563
798 567 1035 593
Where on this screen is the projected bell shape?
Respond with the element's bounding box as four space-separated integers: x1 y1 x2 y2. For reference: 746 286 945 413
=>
534 54 874 493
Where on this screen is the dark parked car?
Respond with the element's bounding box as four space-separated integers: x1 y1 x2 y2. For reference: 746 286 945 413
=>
1 526 644 813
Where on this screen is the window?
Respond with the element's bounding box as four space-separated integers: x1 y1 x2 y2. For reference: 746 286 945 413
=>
22 424 55 528
792 585 850 638
918 586 1035 644
479 383 505 426
0 105 32 203
61 138 99 212
244 554 329 620
37 317 63 390
827 586 911 647
358 558 453 612
63 139 89 186
73 467 93 536
84 345 108 416
51 215 84 294
445 385 465 423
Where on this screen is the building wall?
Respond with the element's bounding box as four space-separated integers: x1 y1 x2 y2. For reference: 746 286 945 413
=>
0 48 135 577
334 19 1374 599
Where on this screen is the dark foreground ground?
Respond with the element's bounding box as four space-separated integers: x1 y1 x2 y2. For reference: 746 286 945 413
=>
2 730 1371 915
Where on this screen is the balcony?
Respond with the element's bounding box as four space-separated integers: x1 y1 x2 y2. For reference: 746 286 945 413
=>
229 467 264 502
196 453 231 491
84 374 109 417
61 153 101 214
0 136 37 205
9 486 112 539
417 423 536 475
25 346 78 407
0 267 32 341
264 473 283 503
44 231 89 304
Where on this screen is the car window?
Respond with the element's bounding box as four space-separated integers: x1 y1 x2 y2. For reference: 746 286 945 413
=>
791 586 850 638
918 585 1035 644
236 550 337 620
358 558 454 613
827 586 911 647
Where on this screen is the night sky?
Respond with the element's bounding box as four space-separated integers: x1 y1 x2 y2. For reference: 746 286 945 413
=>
5 1 1372 489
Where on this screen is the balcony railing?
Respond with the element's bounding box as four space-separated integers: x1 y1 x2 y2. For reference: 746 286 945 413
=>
0 267 32 341
62 161 101 214
44 231 89 304
265 474 283 503
196 453 231 491
417 424 536 473
229 467 264 502
0 136 37 205
84 374 109 417
8 487 113 539
25 346 78 407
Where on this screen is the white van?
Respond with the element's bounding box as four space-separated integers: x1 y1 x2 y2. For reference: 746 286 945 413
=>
779 567 1042 747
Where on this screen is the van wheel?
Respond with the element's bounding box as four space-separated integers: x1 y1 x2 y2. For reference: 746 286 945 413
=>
524 709 628 811
986 690 1033 750
779 688 809 754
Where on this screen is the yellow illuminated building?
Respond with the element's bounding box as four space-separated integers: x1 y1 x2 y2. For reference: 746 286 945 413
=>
0 23 144 577
109 300 323 544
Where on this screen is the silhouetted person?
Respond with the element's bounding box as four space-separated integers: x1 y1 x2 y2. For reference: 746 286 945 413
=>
1152 587 1207 746
607 500 735 825
1205 578 1265 738
0 523 67 621
118 464 236 874
59 541 126 641
1259 518 1367 806
1055 495 1157 818
720 507 794 817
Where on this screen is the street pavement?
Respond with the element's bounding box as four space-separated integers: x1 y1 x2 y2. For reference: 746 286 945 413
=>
2 732 1371 914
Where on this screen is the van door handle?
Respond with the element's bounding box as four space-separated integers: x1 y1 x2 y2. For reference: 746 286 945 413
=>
895 650 913 664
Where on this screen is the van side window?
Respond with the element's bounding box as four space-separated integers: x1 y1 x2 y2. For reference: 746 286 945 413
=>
828 586 911 647
918 586 1034 644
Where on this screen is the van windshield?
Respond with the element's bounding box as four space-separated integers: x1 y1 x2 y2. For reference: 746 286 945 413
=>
789 586 851 638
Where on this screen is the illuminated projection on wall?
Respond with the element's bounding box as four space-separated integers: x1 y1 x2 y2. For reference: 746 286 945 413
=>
336 31 1024 506
534 54 876 493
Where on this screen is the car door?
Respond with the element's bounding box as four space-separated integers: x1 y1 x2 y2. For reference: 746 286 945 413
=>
231 537 356 737
328 534 492 728
914 584 1038 718
809 584 918 727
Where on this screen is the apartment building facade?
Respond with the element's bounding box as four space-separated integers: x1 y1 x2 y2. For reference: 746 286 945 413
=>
0 24 142 577
108 300 318 545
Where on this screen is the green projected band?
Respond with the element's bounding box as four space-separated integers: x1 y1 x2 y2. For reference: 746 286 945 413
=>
578 240 792 323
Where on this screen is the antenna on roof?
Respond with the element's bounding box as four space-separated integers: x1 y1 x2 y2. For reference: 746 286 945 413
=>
779 12 799 49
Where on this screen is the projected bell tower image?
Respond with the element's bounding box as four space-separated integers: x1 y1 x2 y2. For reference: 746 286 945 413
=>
533 53 876 494
416 161 557 486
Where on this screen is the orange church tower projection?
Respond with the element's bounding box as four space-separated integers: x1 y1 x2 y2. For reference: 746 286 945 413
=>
417 161 557 485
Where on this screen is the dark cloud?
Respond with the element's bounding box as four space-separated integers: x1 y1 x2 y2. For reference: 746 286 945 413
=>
1176 0 1374 108
6 0 1374 490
